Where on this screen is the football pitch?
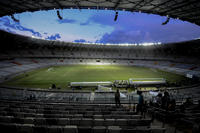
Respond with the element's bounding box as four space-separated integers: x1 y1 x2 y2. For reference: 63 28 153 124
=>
2 65 187 89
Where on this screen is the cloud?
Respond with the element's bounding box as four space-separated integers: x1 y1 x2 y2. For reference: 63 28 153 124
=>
78 13 115 26
87 12 200 44
98 30 151 44
5 28 16 34
57 18 76 24
80 21 90 26
1 11 200 44
0 16 42 37
73 39 88 43
0 16 62 41
45 33 61 40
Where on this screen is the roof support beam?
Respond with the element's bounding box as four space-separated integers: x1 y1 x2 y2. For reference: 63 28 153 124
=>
161 0 199 15
184 12 200 20
72 0 81 10
131 0 145 11
141 0 155 7
114 0 122 10
54 0 63 9
0 4 13 12
9 0 31 10
22 0 44 10
149 0 172 10
0 1 19 13
172 7 200 17
131 0 155 12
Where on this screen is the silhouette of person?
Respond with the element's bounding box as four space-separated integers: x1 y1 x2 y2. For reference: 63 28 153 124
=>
51 84 56 89
161 91 170 110
115 89 120 107
137 91 144 115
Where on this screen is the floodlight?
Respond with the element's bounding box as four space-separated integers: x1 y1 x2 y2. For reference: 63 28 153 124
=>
162 17 170 25
114 12 118 21
57 10 63 20
11 14 19 22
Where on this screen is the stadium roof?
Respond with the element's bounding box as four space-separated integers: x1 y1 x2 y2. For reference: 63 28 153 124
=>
0 0 200 25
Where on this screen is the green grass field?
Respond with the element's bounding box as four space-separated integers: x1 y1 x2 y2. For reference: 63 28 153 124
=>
1 65 187 89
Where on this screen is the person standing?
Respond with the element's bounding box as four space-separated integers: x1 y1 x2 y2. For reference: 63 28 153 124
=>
137 91 144 115
115 89 121 107
161 91 170 110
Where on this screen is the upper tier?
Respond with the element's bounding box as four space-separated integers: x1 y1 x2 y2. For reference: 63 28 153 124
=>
0 30 200 64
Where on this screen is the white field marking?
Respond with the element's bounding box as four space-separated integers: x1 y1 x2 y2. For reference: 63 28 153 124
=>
47 67 54 72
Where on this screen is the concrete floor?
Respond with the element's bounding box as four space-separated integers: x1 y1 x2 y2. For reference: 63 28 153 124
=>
145 113 187 133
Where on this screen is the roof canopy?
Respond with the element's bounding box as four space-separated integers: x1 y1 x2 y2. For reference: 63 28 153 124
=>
0 0 200 25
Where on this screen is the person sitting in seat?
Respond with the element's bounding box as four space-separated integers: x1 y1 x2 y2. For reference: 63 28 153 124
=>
115 89 121 107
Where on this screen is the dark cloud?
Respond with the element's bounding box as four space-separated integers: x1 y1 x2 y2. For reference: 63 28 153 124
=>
45 33 61 40
99 30 152 44
57 18 76 24
0 16 42 37
79 13 115 26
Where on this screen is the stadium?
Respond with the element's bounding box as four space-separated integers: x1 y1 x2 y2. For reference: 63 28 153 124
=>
0 0 200 133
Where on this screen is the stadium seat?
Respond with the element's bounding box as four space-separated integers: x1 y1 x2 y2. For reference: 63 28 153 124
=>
108 126 121 133
63 125 78 133
92 126 107 133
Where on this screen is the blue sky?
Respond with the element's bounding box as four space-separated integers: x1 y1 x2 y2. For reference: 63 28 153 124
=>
0 9 200 44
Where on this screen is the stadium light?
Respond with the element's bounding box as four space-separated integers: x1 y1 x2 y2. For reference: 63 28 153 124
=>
10 14 19 22
57 10 63 20
114 11 118 21
162 17 170 25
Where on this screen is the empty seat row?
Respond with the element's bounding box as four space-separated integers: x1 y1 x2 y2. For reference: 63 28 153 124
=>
0 108 135 116
0 115 151 127
0 105 128 112
0 122 152 133
0 101 128 111
0 111 141 119
0 100 165 133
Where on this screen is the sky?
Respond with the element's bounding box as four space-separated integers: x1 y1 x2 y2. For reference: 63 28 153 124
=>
0 9 200 45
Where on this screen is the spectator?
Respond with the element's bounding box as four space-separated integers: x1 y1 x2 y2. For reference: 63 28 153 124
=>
168 99 176 111
115 89 120 107
51 84 56 89
156 93 162 107
28 94 36 101
184 97 193 106
137 91 144 115
161 91 170 110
